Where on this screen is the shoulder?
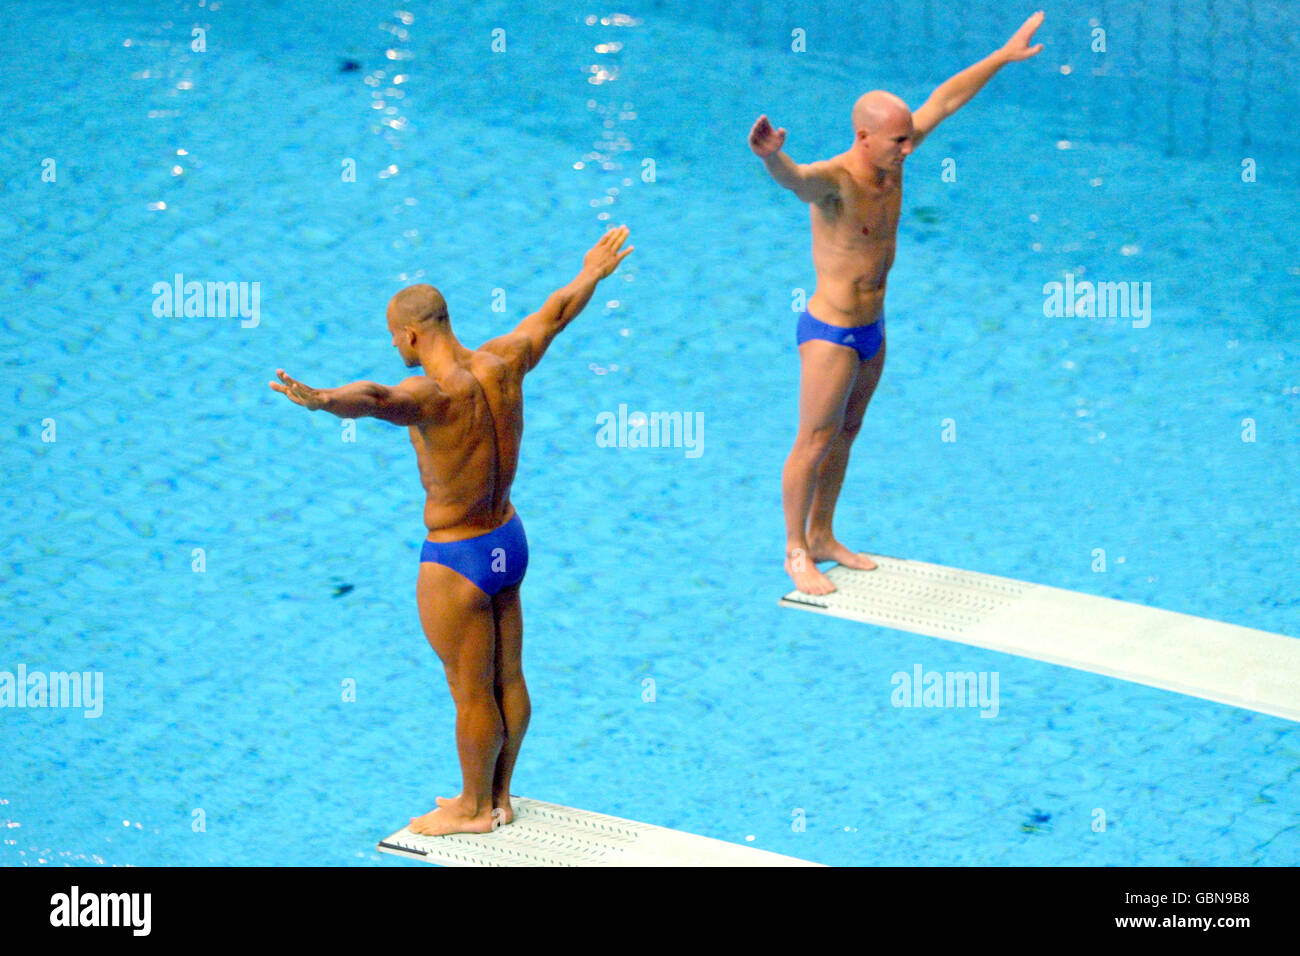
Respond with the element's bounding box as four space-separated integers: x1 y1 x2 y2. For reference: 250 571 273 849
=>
807 154 848 210
477 334 532 375
376 374 449 427
806 154 847 186
394 374 449 410
397 374 444 395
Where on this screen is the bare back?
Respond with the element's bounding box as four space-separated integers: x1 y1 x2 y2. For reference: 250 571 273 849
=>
807 154 902 326
409 349 523 540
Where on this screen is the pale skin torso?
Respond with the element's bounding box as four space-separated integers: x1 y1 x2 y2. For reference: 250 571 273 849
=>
749 107 914 594
806 155 902 326
798 8 1047 329
756 9 1045 594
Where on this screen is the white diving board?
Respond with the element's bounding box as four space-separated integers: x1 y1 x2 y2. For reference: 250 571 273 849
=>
377 797 823 867
779 555 1300 724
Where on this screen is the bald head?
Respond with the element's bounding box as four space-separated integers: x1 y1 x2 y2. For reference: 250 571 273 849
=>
387 283 448 330
852 90 910 135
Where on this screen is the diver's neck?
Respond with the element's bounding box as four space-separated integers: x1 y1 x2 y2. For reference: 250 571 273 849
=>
847 149 898 189
418 332 468 374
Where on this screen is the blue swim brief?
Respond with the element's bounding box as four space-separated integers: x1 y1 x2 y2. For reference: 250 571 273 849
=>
419 512 528 596
796 309 884 362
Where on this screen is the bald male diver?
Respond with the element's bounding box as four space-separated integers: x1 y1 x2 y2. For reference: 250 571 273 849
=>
750 11 1045 595
270 226 633 835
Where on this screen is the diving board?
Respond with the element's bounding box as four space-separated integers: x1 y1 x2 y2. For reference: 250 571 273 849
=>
779 555 1300 723
377 797 822 867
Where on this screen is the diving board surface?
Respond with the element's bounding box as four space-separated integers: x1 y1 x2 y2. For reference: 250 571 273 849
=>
779 555 1300 723
378 797 822 867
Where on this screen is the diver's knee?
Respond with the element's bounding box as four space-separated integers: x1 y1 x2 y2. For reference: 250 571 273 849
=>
494 667 527 693
445 668 494 705
792 424 841 461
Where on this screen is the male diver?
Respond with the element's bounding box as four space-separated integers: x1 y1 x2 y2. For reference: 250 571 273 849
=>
271 226 633 834
750 12 1045 593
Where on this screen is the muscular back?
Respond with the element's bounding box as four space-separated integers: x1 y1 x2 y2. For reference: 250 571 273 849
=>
396 226 632 539
409 349 523 540
808 156 902 325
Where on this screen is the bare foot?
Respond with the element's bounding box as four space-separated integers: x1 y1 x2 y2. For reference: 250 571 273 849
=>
438 793 513 826
785 548 836 595
409 795 498 836
493 796 514 825
809 536 877 571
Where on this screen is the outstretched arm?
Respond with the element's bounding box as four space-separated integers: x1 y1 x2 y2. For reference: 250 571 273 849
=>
269 369 443 426
912 11 1045 147
749 115 837 204
481 225 633 373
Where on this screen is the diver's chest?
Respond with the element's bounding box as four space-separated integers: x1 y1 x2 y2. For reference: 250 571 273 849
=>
839 186 901 237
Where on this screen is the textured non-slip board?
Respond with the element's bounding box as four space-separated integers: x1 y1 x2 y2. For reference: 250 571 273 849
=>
378 796 823 867
779 555 1300 723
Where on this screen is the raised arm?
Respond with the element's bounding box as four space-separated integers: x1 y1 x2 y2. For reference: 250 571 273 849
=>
270 369 445 426
912 11 1045 147
481 225 633 374
749 115 837 204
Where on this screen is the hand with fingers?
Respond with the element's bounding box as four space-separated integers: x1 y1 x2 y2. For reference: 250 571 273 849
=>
269 368 327 411
748 114 786 158
1001 10 1046 62
583 225 634 279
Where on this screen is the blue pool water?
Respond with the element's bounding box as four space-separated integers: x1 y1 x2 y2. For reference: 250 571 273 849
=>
2 0 1298 866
